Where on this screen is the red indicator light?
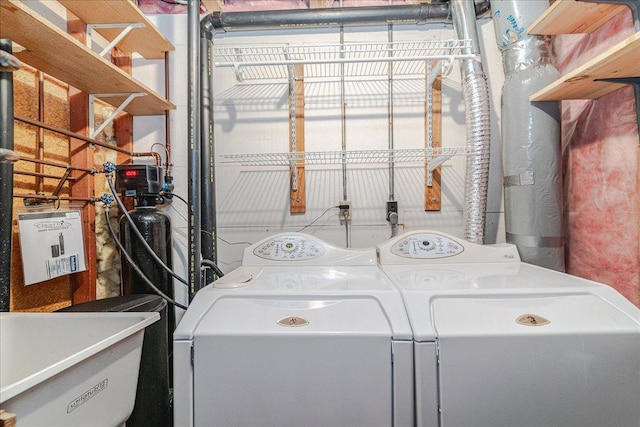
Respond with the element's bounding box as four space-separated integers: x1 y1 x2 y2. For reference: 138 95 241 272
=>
123 169 140 178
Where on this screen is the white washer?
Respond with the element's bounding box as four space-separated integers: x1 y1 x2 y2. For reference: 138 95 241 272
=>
174 233 414 427
378 230 640 427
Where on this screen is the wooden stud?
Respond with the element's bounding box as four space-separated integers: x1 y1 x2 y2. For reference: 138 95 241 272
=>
290 64 306 214
425 67 442 211
112 47 135 213
111 47 134 166
68 13 97 304
201 0 223 12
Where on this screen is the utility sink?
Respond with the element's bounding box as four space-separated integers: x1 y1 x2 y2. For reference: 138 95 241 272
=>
0 312 159 427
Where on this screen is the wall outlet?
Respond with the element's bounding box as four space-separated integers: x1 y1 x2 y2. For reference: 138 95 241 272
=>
386 201 398 223
339 201 351 224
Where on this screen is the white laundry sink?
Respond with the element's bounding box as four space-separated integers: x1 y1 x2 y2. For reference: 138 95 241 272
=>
0 312 159 427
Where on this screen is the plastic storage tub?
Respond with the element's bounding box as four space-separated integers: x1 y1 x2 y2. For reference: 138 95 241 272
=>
58 294 171 427
0 311 158 427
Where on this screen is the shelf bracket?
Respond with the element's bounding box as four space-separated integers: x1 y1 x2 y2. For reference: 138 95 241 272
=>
427 154 455 173
86 23 146 58
579 0 640 31
594 77 640 136
231 64 245 82
88 93 145 139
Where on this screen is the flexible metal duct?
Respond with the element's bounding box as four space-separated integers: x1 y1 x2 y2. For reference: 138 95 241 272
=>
0 39 14 311
490 0 564 271
451 0 491 244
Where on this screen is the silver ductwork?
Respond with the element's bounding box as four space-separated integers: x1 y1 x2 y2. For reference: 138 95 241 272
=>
451 0 491 245
490 0 564 271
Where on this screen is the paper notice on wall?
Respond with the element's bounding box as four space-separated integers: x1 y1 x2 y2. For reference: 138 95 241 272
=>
17 210 87 285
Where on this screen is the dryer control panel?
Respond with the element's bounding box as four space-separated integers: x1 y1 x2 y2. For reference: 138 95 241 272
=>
243 233 377 266
391 233 463 259
378 230 520 264
254 235 325 261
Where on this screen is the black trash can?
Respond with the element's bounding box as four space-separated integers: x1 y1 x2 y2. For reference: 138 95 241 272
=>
58 294 171 427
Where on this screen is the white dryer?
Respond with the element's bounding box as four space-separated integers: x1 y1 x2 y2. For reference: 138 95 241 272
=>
377 230 640 427
174 233 414 427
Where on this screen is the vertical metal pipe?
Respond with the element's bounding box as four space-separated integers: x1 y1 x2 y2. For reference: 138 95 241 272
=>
0 39 14 312
37 71 45 194
340 26 347 202
387 24 395 202
164 51 172 172
188 0 202 300
200 31 217 284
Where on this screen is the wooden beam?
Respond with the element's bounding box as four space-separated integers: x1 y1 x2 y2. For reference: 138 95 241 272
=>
290 64 306 214
310 0 326 8
201 0 223 12
425 67 442 211
68 13 97 304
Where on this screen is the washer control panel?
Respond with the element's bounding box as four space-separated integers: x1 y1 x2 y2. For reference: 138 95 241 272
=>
254 235 325 261
391 232 464 259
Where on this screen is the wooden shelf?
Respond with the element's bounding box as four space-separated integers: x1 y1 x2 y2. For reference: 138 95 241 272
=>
528 0 627 35
58 0 174 60
531 31 640 101
0 0 175 115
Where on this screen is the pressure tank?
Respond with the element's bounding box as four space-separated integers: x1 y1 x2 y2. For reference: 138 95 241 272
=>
119 197 175 356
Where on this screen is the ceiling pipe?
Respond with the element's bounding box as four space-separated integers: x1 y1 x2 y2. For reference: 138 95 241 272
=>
202 3 451 33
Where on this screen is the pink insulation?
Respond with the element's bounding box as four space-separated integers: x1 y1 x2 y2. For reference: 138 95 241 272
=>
223 0 310 11
553 10 640 306
138 0 421 14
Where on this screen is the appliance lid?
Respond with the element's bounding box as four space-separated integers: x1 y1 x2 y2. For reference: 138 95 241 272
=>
432 294 640 338
192 296 394 337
